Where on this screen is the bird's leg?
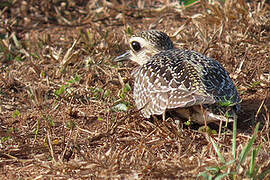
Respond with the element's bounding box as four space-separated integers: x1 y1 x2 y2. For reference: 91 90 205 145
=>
199 104 208 127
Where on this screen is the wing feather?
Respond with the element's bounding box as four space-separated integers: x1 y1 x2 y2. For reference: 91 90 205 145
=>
132 49 240 118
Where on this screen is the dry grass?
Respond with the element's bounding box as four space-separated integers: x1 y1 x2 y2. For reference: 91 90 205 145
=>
0 0 270 179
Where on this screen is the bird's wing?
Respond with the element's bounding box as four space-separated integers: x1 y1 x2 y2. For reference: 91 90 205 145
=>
132 49 240 117
133 67 169 118
132 58 215 117
166 89 215 109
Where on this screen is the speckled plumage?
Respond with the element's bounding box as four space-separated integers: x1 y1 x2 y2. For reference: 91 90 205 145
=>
115 30 241 124
134 31 174 51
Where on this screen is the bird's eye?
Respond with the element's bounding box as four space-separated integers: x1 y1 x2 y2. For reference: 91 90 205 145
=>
131 41 141 52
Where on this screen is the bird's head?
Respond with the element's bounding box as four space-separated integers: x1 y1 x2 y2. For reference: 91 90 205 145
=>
114 30 174 65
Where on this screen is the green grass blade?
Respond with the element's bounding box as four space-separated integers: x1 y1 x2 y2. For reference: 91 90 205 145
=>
179 0 200 7
248 149 256 177
232 116 237 160
248 144 262 177
210 137 226 164
205 166 220 172
237 123 260 170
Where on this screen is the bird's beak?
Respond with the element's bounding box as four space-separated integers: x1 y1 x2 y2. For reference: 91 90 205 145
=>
114 51 131 62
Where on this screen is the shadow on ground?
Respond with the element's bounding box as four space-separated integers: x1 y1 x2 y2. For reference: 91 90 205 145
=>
237 96 270 133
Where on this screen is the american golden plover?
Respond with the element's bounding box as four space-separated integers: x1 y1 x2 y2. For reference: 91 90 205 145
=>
115 30 241 124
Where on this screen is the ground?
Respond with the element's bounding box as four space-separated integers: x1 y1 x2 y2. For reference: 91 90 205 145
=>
0 0 270 179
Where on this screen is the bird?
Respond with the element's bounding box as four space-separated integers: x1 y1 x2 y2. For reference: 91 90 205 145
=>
114 30 241 124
